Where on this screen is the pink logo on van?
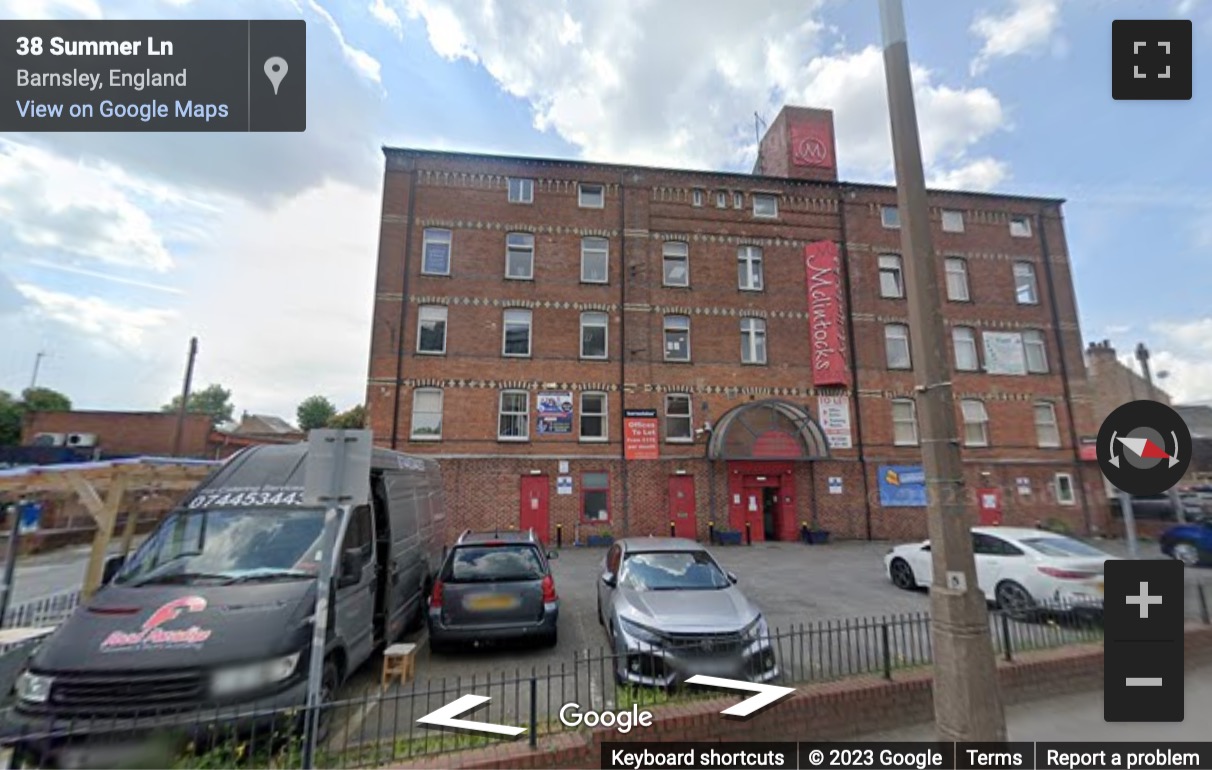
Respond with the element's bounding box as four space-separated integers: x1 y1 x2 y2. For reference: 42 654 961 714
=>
100 596 212 652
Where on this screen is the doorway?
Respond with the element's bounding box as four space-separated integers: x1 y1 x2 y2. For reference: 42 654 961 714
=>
668 476 697 539
761 488 779 541
519 476 549 544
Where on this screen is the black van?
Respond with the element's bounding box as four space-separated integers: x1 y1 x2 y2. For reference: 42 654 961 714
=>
4 442 444 759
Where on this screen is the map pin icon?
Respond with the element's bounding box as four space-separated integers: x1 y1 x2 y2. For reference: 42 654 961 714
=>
264 57 288 95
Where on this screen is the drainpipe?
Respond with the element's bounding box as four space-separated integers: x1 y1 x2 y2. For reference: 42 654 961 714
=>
389 164 419 450
837 188 874 540
1036 203 1092 534
618 173 630 536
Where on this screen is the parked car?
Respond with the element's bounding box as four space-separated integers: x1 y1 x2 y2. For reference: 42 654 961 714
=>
427 529 559 651
5 442 445 764
1159 515 1212 567
597 538 777 687
884 527 1115 613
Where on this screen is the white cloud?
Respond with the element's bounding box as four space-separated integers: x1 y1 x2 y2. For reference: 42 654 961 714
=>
1176 0 1203 15
0 0 101 19
369 0 402 35
387 1 1008 182
970 0 1062 75
1146 319 1212 404
300 0 384 84
928 157 1010 192
16 284 178 351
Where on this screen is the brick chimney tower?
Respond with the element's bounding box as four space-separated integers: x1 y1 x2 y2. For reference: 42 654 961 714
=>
753 106 838 182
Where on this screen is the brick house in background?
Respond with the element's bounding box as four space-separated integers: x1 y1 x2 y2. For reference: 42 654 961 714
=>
1085 340 1171 425
365 104 1107 544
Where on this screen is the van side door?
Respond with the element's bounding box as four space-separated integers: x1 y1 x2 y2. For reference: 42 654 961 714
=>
383 472 424 639
334 504 377 672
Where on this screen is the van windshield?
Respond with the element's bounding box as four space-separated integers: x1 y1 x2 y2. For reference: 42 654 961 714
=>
114 508 330 586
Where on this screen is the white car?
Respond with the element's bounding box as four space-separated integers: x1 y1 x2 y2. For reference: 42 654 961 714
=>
884 527 1115 612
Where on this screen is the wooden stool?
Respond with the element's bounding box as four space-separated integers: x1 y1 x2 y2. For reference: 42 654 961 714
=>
381 643 417 688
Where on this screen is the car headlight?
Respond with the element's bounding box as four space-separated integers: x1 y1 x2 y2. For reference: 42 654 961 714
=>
742 615 769 643
211 652 301 697
618 617 663 645
16 671 53 704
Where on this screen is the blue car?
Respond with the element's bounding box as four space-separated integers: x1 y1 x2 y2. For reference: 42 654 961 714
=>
1159 516 1212 567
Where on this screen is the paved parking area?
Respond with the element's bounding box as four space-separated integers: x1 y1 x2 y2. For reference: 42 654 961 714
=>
325 537 1211 756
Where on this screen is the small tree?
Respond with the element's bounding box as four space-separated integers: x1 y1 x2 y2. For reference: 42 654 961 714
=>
327 404 366 429
163 384 235 428
21 386 72 412
0 390 21 446
297 396 337 431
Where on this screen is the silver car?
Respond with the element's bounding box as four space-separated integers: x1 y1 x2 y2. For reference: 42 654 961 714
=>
596 538 778 687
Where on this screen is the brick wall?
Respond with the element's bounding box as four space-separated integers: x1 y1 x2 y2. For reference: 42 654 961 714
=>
388 625 1212 770
21 411 213 458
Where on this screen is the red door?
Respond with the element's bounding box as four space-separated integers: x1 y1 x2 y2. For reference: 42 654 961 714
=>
519 476 550 544
668 476 697 539
977 487 1003 526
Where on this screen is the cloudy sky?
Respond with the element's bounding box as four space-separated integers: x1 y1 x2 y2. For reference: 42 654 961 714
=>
2 0 1211 424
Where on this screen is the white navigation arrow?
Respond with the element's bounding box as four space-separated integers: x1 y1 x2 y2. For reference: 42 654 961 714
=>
684 675 795 718
417 694 526 736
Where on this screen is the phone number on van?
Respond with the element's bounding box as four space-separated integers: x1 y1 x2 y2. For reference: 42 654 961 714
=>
187 490 306 509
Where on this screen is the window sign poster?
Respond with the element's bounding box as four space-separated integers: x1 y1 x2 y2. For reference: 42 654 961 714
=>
536 391 574 435
982 332 1027 375
878 465 928 507
817 395 853 449
828 477 843 495
624 409 660 460
557 476 573 495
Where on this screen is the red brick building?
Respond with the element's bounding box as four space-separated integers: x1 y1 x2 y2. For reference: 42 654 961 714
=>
365 106 1108 544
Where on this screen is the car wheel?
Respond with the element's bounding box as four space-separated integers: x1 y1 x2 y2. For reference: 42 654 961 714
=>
995 580 1037 617
597 596 605 625
889 558 917 590
1173 542 1202 567
542 628 558 648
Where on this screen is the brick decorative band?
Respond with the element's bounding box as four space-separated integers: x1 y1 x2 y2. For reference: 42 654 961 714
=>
389 625 1212 770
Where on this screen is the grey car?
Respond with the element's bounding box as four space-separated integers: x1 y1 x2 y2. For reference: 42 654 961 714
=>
596 538 778 687
428 530 559 652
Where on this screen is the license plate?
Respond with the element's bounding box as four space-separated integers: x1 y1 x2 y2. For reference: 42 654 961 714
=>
467 594 520 611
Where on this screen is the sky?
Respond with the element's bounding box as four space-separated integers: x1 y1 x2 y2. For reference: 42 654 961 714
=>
1 0 1211 425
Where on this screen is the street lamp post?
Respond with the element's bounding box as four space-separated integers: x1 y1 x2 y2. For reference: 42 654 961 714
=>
878 0 1007 741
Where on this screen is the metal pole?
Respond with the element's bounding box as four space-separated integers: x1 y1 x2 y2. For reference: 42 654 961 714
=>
171 337 199 457
1119 489 1139 559
1136 348 1185 524
0 503 22 627
28 352 45 391
878 0 1006 742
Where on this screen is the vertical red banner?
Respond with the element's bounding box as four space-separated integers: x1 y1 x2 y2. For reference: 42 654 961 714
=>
804 241 850 388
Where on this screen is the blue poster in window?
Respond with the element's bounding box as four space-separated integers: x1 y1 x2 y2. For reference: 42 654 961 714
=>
878 465 928 507
536 391 573 435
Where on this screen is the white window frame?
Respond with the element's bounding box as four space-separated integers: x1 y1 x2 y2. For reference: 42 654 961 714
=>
507 177 534 204
580 237 609 284
753 194 778 218
662 241 689 287
1023 329 1049 373
716 191 728 208
1013 262 1039 305
497 390 530 441
740 317 767 365
421 228 452 276
1054 472 1076 505
664 315 691 362
665 393 693 443
579 391 608 442
416 304 448 355
941 209 964 233
505 232 535 280
733 191 744 209
881 205 900 229
1010 216 1032 238
580 311 609 360
885 323 912 369
1034 402 1061 448
410 388 443 441
952 326 979 372
578 183 605 209
692 189 703 207
738 245 764 291
891 399 919 446
961 399 990 447
502 308 533 358
878 255 904 298
944 257 970 301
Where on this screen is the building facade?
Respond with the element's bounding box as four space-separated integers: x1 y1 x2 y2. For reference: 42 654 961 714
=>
365 106 1108 544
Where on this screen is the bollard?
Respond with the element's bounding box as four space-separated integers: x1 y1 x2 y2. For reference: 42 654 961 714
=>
745 521 752 546
1199 584 1210 625
669 521 676 538
708 521 715 545
801 521 810 545
556 524 563 549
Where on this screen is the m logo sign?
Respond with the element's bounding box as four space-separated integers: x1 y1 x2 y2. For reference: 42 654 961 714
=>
789 121 834 169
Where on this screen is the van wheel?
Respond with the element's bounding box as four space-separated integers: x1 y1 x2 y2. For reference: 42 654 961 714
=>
298 660 339 747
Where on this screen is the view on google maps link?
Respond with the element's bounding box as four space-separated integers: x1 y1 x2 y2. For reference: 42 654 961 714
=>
0 1 1210 769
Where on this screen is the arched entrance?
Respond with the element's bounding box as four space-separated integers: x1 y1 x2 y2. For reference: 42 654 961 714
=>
708 400 830 542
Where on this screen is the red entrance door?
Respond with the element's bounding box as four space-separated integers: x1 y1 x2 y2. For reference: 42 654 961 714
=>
977 487 1003 526
668 476 697 539
519 476 550 544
